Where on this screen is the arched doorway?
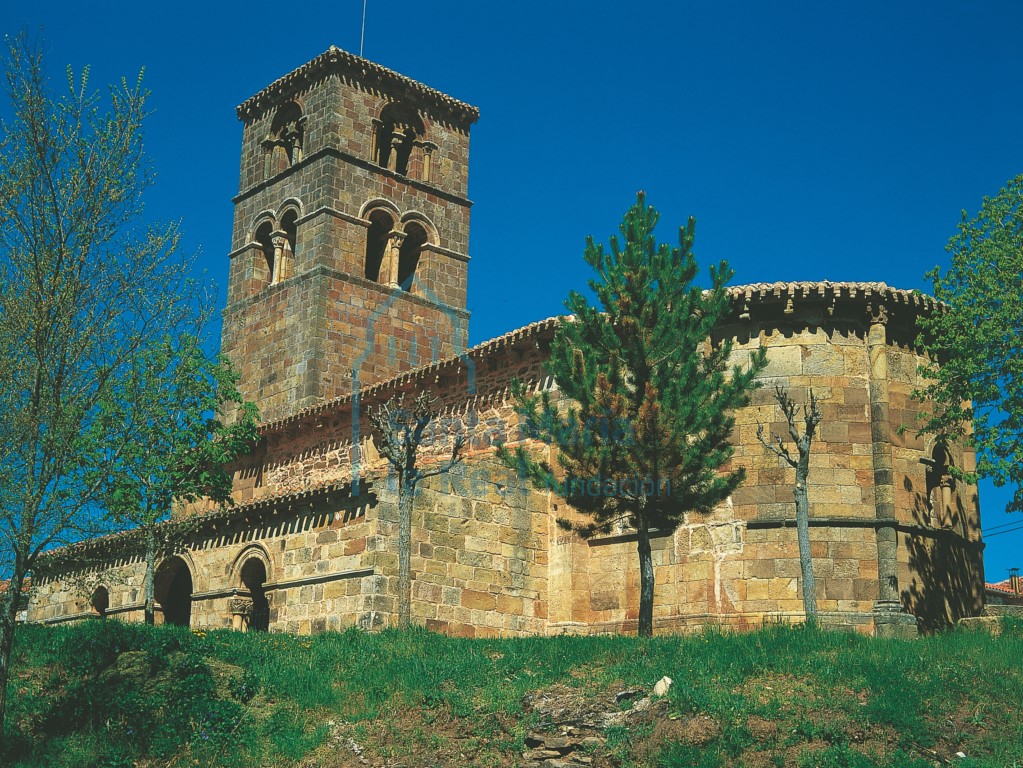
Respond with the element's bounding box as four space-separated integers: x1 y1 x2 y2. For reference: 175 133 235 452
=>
240 558 270 632
155 556 193 627
90 586 109 618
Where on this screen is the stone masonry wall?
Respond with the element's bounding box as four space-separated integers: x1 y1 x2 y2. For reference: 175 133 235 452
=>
30 495 380 634
223 53 475 422
31 287 985 635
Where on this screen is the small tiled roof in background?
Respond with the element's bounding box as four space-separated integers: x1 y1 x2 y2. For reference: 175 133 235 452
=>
985 578 1020 595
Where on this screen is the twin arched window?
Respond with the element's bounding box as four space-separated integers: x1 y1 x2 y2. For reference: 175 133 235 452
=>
372 103 435 182
263 101 306 180
253 209 299 288
364 207 430 292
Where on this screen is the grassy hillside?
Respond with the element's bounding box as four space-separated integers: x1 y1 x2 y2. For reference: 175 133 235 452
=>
4 620 1022 767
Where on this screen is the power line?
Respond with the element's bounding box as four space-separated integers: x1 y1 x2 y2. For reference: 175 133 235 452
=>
982 519 1023 533
984 524 1023 539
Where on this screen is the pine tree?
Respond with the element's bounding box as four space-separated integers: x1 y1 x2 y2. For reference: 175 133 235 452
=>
500 193 766 636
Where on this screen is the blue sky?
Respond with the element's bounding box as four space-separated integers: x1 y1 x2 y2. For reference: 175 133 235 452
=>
8 1 1022 580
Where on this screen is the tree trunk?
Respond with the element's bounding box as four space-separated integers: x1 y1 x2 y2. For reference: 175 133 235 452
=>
794 465 818 624
397 474 413 629
637 523 655 637
0 553 29 736
144 527 156 626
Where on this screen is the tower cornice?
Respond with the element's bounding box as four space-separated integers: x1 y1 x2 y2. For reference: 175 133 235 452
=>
236 46 480 127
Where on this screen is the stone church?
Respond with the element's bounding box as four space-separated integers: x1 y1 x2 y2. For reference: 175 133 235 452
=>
28 48 985 636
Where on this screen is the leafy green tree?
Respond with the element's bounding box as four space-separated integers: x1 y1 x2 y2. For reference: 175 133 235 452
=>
500 193 766 636
757 386 822 624
0 35 207 733
369 392 466 628
913 174 1023 513
90 334 259 625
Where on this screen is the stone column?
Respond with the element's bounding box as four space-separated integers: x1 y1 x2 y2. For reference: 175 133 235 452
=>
271 232 293 284
420 142 437 183
384 230 405 288
261 140 275 181
388 131 405 172
866 302 917 636
939 475 954 528
229 597 252 632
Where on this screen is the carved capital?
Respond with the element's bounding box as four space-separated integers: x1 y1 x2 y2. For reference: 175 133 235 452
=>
270 231 289 251
229 597 253 616
867 302 889 326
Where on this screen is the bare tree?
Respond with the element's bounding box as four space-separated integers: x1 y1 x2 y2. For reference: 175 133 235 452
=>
369 392 466 628
757 385 822 624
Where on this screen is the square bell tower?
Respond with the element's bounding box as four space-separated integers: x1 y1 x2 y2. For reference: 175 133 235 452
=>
221 47 478 421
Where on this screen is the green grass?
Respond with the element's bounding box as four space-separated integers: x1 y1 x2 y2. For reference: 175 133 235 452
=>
4 619 1023 767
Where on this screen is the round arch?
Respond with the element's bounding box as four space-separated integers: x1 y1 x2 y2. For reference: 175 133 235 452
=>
271 96 306 120
232 545 273 632
251 219 276 286
154 555 194 627
275 197 304 221
90 586 109 618
363 205 399 283
359 198 401 220
376 101 425 136
399 211 438 245
249 211 278 242
230 544 274 585
397 220 430 290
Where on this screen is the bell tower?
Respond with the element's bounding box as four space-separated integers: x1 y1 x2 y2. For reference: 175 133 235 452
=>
221 47 478 421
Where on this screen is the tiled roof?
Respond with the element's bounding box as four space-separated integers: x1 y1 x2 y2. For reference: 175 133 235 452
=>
38 480 363 562
985 578 1020 595
726 281 939 309
0 578 31 593
258 316 563 433
258 281 939 434
236 46 480 124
